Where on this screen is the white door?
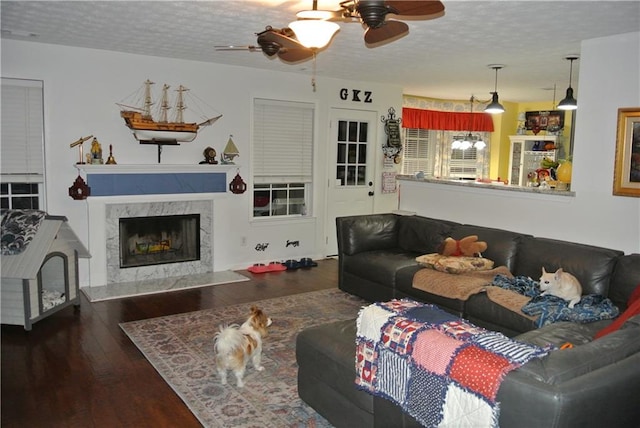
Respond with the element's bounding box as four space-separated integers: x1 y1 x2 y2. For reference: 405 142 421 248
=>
325 108 377 256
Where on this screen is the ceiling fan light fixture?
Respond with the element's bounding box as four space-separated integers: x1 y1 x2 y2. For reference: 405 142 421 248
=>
289 20 339 49
296 9 335 20
484 65 505 114
558 55 579 111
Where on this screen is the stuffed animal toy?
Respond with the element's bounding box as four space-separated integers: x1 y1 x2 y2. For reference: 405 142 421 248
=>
438 235 487 257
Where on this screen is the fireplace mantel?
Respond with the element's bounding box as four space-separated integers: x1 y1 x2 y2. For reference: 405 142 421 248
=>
75 164 237 174
75 164 233 197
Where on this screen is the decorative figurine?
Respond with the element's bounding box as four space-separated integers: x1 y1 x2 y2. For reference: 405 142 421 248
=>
200 146 218 164
221 135 240 164
90 137 103 164
105 144 117 164
69 135 93 164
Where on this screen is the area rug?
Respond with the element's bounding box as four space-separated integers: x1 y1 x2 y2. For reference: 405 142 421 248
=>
120 288 367 427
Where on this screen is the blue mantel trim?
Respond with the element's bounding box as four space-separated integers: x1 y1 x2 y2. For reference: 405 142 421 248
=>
87 172 227 196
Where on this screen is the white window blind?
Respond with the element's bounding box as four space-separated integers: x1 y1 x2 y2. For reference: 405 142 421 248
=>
449 147 478 178
402 128 435 176
1 78 45 182
253 98 313 184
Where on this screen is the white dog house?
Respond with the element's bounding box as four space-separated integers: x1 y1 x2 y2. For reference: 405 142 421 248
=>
1 211 90 330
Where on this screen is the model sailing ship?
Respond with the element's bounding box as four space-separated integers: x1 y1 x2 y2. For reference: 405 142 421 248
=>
118 79 222 143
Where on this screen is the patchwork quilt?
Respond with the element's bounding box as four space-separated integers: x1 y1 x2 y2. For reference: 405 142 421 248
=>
355 299 553 428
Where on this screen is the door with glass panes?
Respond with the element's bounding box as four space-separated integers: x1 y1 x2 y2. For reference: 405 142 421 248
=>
325 109 377 255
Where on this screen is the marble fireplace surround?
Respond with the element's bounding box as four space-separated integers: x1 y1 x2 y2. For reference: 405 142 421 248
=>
80 164 230 288
87 194 217 287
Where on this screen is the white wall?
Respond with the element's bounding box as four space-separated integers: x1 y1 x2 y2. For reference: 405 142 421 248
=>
2 39 403 285
399 32 640 255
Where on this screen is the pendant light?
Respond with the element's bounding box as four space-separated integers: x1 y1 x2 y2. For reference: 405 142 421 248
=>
452 96 486 150
484 65 505 114
558 55 578 111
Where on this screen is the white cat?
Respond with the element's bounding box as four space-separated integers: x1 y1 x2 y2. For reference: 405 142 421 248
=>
539 267 583 308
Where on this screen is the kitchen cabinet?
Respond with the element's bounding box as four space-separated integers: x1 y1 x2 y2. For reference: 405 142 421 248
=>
508 136 558 186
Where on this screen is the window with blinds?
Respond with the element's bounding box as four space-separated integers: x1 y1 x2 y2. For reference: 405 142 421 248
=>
401 128 435 176
401 128 487 179
449 147 478 178
1 78 45 213
252 98 313 218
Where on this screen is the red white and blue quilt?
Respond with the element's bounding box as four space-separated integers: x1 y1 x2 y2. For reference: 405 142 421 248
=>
355 299 553 427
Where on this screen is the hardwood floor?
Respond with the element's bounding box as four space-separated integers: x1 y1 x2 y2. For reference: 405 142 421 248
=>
1 258 339 427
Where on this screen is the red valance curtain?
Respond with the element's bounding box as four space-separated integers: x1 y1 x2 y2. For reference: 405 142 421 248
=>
402 107 494 132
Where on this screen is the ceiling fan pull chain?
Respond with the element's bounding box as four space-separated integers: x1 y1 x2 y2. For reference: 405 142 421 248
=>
312 52 317 92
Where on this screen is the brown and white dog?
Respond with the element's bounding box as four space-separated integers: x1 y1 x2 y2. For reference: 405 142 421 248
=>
213 305 272 387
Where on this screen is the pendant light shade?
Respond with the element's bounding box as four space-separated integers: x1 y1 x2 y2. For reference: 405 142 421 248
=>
484 65 505 114
558 55 578 111
289 20 340 49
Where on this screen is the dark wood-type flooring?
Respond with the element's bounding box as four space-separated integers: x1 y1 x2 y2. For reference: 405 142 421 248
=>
1 258 339 427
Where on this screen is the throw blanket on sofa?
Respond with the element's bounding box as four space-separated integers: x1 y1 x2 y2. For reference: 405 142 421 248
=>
412 266 535 319
492 274 620 327
355 299 552 428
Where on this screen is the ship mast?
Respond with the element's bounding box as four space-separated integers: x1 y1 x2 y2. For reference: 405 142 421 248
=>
159 84 170 123
142 79 155 119
175 85 188 123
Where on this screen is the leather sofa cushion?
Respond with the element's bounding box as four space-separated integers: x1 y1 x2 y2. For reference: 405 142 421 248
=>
514 321 640 385
464 293 538 334
513 237 623 296
337 214 398 256
609 253 640 309
343 250 418 287
397 216 458 254
449 224 527 272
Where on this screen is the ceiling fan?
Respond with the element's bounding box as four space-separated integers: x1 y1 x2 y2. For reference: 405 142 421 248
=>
299 0 446 47
215 26 314 63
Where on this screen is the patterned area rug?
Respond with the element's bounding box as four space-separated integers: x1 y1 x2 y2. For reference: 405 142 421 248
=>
120 288 366 427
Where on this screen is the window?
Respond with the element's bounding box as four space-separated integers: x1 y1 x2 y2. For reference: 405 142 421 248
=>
401 129 488 179
449 147 479 178
401 128 436 176
252 99 313 218
1 78 45 214
335 119 368 186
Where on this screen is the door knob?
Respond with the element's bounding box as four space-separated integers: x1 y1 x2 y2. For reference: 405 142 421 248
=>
368 191 374 196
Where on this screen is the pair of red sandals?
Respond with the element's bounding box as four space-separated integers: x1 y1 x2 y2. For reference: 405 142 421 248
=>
247 258 318 273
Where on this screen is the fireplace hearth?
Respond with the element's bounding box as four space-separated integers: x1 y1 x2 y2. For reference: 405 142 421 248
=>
119 214 200 268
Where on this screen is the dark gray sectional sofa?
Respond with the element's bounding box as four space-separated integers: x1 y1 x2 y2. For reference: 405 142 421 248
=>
296 213 640 428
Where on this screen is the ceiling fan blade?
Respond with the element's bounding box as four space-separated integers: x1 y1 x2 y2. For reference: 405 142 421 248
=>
364 20 408 46
277 48 315 63
385 0 445 17
215 45 260 52
258 28 305 52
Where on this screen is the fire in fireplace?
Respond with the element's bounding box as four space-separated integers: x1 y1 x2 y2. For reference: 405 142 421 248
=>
119 214 200 268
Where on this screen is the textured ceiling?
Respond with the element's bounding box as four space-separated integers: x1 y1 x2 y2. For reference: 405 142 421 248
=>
2 1 639 102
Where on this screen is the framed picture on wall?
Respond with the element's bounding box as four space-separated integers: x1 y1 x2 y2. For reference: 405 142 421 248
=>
525 110 565 132
613 107 640 197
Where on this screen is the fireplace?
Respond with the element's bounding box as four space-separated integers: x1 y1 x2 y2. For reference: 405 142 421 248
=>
119 214 200 268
